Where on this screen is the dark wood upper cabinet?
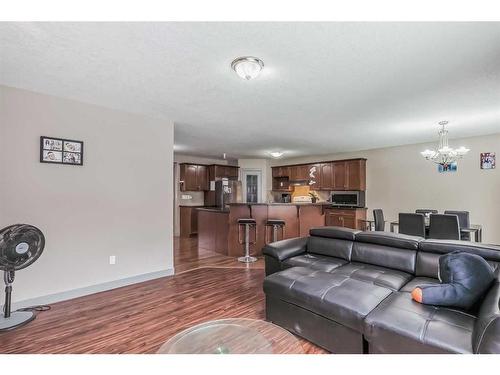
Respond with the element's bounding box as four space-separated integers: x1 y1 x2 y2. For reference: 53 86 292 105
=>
272 166 290 178
272 158 365 192
180 163 209 191
308 164 321 189
319 163 333 190
345 159 366 191
332 161 347 190
290 165 309 181
208 164 239 180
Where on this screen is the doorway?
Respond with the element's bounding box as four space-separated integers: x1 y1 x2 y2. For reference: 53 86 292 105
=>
241 169 262 203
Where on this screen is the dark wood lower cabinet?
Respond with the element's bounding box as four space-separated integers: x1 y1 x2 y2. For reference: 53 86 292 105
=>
180 206 204 237
324 208 367 230
197 209 229 255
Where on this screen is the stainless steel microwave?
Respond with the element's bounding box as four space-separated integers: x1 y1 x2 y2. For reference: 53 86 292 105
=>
331 191 365 207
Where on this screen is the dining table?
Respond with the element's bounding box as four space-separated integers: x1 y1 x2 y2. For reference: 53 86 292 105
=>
389 219 483 242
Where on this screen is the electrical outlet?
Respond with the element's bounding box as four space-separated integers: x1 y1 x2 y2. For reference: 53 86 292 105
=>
109 255 116 265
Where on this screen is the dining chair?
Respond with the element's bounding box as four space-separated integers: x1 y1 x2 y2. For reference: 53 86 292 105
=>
415 209 438 216
428 214 461 240
398 213 426 237
444 210 471 240
373 209 385 231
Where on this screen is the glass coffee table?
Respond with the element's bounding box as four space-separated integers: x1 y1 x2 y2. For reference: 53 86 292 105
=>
157 318 304 354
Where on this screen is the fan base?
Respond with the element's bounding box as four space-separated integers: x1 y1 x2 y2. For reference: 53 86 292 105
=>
0 311 35 331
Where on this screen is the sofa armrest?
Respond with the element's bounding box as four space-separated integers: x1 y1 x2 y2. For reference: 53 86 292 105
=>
473 282 500 353
262 237 308 261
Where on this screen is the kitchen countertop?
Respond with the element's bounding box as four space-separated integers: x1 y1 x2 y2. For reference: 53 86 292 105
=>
227 202 333 206
196 207 229 213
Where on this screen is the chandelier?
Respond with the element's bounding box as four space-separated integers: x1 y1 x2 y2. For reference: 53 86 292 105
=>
420 121 469 166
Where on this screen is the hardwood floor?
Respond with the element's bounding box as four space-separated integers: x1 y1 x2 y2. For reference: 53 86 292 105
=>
174 236 265 273
0 236 325 354
0 268 324 354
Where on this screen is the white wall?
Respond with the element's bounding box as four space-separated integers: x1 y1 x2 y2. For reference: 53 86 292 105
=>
173 154 228 236
269 133 500 244
0 86 174 304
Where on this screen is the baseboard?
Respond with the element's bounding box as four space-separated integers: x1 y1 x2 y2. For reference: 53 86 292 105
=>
8 268 175 310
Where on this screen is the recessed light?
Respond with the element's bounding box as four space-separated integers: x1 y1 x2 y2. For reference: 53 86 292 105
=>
269 151 284 158
231 56 264 80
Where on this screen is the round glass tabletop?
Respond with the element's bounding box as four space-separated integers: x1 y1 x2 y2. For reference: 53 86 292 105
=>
157 318 304 354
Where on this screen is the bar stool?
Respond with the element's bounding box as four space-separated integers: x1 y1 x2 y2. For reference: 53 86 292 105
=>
237 218 257 263
265 219 285 244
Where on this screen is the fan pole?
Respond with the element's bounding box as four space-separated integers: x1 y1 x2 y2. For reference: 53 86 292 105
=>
3 270 14 318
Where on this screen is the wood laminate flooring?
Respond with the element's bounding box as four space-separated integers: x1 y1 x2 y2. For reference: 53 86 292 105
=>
0 237 325 354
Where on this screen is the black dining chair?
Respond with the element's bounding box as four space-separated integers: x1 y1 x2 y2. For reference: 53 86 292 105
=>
415 209 438 216
373 209 385 231
444 210 471 240
428 214 461 240
398 213 426 237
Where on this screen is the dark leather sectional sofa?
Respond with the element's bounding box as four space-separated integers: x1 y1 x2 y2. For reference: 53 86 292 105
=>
262 227 500 354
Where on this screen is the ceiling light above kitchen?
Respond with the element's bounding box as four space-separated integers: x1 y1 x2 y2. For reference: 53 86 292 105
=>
231 56 264 80
269 151 284 158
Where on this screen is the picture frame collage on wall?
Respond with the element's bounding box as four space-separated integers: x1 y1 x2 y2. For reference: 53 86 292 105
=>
40 136 84 166
480 152 496 170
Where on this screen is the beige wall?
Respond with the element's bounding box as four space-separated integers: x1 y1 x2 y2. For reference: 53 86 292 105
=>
0 86 174 304
269 133 500 244
173 154 228 236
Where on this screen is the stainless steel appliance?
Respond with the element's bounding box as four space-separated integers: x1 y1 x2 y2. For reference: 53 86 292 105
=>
331 191 365 208
280 193 291 203
215 179 242 209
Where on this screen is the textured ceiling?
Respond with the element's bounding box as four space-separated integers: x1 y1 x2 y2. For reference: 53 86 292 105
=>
1 22 500 159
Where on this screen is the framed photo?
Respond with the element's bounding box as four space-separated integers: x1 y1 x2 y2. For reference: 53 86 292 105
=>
480 152 496 169
40 136 83 165
438 162 457 173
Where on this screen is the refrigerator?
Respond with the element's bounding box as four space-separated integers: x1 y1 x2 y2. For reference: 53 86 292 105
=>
215 179 242 209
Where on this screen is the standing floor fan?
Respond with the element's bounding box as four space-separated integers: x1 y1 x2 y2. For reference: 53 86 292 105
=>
0 224 45 331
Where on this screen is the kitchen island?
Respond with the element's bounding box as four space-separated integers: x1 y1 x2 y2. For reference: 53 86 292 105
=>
197 203 365 257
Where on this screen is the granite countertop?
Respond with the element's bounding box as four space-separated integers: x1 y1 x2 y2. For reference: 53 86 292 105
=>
196 207 229 213
227 202 333 206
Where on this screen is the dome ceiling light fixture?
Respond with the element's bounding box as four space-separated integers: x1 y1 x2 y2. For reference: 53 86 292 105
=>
269 151 284 158
231 56 264 80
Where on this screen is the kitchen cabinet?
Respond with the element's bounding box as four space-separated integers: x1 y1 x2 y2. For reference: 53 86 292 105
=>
324 208 366 230
332 161 347 190
272 158 366 192
179 163 209 191
308 164 321 189
272 166 290 178
332 159 366 191
208 164 239 180
180 206 203 237
290 165 309 181
319 163 333 190
346 159 366 191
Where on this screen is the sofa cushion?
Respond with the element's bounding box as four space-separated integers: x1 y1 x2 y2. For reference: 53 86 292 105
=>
400 277 440 293
351 242 417 274
473 282 500 353
262 237 308 261
263 267 393 333
283 253 347 272
355 231 422 250
364 292 475 353
417 241 500 280
307 236 353 261
419 240 500 262
309 226 360 241
331 262 413 291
